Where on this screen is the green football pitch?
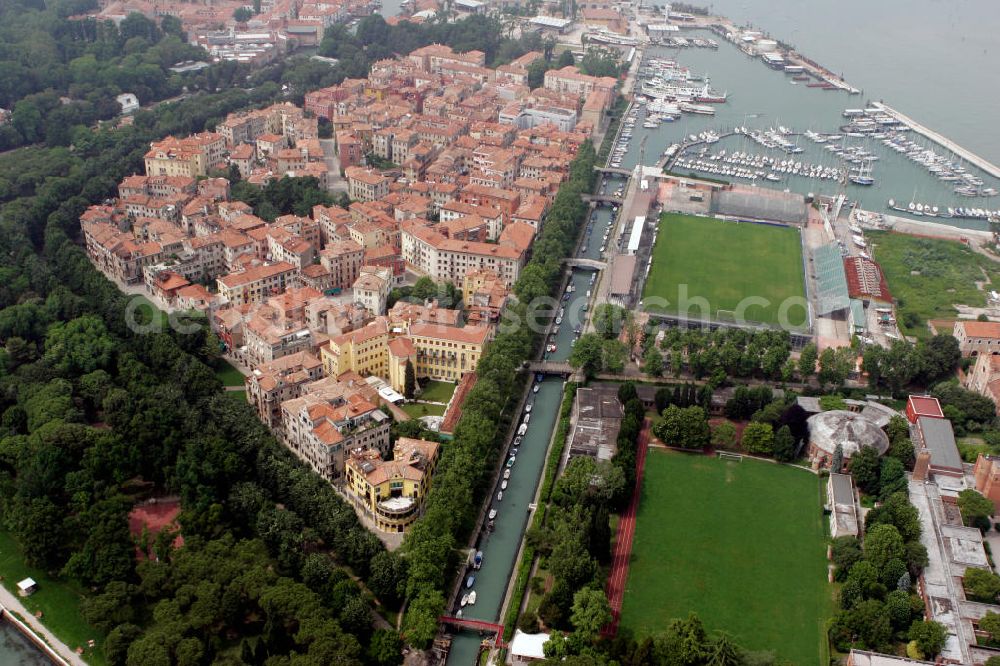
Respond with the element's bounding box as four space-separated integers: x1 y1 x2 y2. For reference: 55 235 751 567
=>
619 450 831 665
642 214 807 328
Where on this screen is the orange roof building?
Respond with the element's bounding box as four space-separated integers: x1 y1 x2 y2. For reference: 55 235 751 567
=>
345 437 440 532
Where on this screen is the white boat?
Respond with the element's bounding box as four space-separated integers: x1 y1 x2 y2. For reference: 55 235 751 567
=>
497 490 503 502
467 591 477 605
503 468 511 480
461 593 470 607
532 384 539 393
501 480 508 490
525 403 532 413
678 102 715 115
489 509 497 520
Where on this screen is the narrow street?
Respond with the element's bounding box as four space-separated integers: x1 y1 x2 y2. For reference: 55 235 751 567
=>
319 138 349 194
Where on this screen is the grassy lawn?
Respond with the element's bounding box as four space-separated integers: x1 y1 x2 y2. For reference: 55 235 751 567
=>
642 214 806 327
417 380 456 403
224 389 248 403
0 530 105 665
401 402 446 419
620 451 830 665
958 436 991 463
215 359 246 387
868 231 1000 337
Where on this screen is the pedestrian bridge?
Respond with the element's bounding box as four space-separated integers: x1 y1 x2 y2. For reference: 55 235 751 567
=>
581 193 624 205
527 361 575 375
563 258 606 270
438 616 505 648
595 166 633 177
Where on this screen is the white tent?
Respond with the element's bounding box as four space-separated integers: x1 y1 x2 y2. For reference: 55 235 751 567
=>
509 630 550 663
17 578 37 596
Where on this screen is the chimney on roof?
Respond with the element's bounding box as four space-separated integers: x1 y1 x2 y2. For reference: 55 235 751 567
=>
913 449 932 482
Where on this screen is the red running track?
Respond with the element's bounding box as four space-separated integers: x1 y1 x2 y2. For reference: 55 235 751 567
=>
602 418 650 637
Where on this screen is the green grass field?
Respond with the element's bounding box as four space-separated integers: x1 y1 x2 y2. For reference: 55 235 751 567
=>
642 214 806 327
224 389 248 403
868 231 1000 337
417 380 456 403
214 359 246 387
620 451 830 665
0 530 106 665
401 402 446 419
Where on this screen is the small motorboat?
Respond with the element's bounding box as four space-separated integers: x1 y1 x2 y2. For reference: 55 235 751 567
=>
467 591 477 605
533 384 540 393
501 480 508 490
473 550 483 569
525 404 532 413
497 490 504 502
489 509 497 520
503 468 511 480
461 593 470 607
507 456 516 468
514 436 522 446
466 575 475 589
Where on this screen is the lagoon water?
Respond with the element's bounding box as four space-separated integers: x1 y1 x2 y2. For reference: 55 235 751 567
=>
0 621 50 665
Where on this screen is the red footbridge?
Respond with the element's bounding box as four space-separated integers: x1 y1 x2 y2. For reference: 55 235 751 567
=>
438 616 506 648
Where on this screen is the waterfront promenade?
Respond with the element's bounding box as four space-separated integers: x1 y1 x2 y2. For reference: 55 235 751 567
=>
0 587 84 666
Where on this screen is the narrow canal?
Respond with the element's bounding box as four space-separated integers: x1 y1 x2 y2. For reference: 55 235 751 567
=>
443 376 563 664
445 176 624 663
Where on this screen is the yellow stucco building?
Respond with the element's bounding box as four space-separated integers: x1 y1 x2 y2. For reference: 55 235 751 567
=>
345 437 440 531
319 315 491 392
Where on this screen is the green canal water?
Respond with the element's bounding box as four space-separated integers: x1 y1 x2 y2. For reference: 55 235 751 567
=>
444 377 564 664
445 181 624 663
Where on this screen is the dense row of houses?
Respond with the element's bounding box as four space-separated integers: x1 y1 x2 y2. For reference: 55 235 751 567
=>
79 44 609 533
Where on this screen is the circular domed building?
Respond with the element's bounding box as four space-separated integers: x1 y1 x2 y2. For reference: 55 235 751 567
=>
806 410 890 470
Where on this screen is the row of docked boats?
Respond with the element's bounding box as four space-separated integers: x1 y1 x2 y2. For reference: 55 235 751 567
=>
640 78 727 105
737 126 804 154
881 134 996 197
698 148 846 180
639 57 702 83
842 107 997 198
887 199 1000 221
458 390 539 614
608 111 635 168
675 154 841 183
654 35 719 48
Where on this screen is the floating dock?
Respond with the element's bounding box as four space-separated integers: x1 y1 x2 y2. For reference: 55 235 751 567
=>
869 102 1000 180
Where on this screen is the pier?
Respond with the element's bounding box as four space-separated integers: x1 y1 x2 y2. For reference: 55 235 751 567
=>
869 102 1000 180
